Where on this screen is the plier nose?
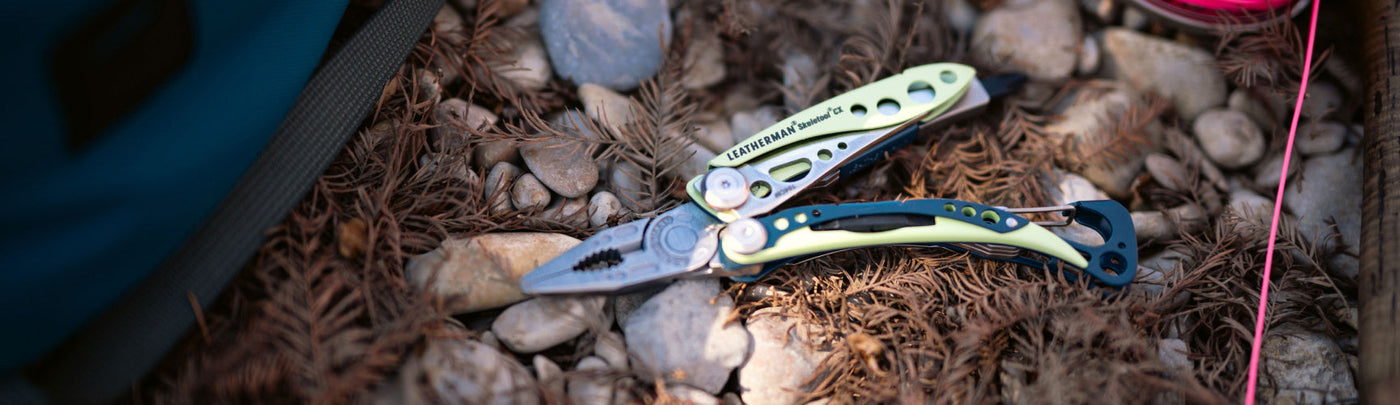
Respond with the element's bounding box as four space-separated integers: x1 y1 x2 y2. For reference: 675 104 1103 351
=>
520 203 723 295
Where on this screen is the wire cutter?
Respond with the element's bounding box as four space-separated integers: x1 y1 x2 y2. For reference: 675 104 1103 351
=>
520 63 1137 295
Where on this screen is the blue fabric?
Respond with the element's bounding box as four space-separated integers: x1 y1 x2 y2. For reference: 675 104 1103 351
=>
0 0 349 372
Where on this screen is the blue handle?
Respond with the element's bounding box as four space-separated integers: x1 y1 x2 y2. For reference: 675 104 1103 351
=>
726 199 1138 289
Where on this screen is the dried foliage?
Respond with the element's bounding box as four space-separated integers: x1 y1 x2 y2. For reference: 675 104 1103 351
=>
1047 80 1170 176
142 0 1357 403
606 38 703 215
1212 9 1331 92
733 187 1351 404
904 108 1057 207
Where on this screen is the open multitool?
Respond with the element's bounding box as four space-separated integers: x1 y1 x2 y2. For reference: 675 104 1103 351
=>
519 63 1138 295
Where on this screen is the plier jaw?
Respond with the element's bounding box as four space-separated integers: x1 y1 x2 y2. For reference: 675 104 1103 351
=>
519 203 723 295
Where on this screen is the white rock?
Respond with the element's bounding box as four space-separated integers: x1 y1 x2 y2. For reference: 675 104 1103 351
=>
622 279 751 394
595 330 629 371
1253 152 1298 191
1194 109 1265 169
1045 170 1110 246
665 383 720 405
723 85 762 118
1044 82 1161 197
552 109 607 140
609 161 648 211
579 83 638 137
376 336 538 405
479 330 502 350
781 50 823 111
1138 249 1187 285
1297 121 1347 156
534 354 566 397
1283 149 1362 280
485 162 521 214
971 0 1081 83
1260 325 1358 403
1077 35 1101 76
1228 88 1281 131
1132 205 1207 242
492 296 609 353
943 0 978 34
613 379 638 405
406 233 581 314
1300 82 1343 119
1145 153 1190 192
520 138 599 198
1163 127 1229 191
506 37 554 91
418 70 443 104
433 5 468 46
474 140 520 170
730 106 783 145
539 0 671 91
1229 190 1274 219
694 114 736 154
1122 6 1150 30
681 21 725 90
739 308 834 405
433 99 498 150
680 143 717 180
568 356 615 405
1228 189 1275 238
1101 28 1226 120
588 191 623 227
1159 338 1191 374
540 196 589 227
511 173 552 211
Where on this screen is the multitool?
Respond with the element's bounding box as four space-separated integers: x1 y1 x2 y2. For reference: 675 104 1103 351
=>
520 63 1137 295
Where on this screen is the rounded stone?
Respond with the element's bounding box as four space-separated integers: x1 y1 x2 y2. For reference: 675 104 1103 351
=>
971 0 1081 82
587 191 622 227
1102 28 1227 120
405 233 582 314
540 0 672 91
511 173 552 211
492 296 609 353
485 162 522 213
1300 82 1342 119
1193 109 1265 169
520 138 599 199
1077 35 1100 76
1297 121 1347 156
1145 153 1190 192
622 279 751 394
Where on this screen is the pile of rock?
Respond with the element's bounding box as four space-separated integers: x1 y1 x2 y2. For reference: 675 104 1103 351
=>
968 0 1360 402
380 0 1363 403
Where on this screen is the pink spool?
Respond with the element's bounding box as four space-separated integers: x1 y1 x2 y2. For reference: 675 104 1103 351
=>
1126 0 1309 32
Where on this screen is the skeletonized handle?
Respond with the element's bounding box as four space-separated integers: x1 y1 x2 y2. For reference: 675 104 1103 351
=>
709 63 975 168
721 199 1137 287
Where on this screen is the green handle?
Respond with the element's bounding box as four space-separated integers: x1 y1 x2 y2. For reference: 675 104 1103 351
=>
719 199 1089 269
723 219 1087 268
710 63 976 168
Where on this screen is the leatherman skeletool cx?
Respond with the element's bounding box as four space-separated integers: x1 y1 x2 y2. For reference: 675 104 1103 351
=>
520 63 1137 295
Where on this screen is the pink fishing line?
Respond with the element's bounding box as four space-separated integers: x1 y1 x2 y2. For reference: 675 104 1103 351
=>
1171 0 1296 11
1243 0 1320 404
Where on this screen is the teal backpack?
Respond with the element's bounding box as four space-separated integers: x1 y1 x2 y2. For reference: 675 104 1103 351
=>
0 0 442 401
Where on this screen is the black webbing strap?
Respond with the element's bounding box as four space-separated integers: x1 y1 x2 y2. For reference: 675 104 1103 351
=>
25 0 443 402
